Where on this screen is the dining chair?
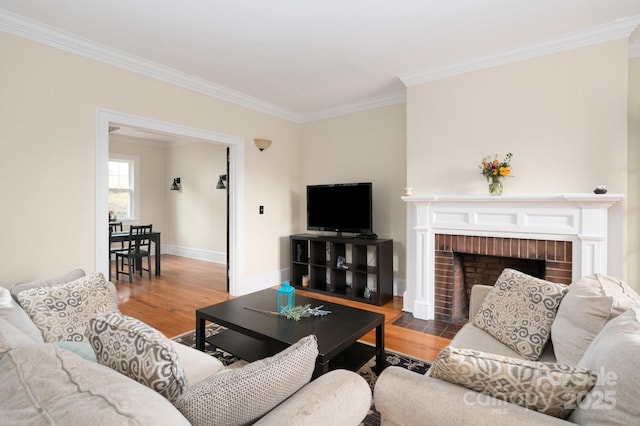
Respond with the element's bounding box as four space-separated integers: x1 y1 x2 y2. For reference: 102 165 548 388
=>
108 222 127 281
115 224 153 283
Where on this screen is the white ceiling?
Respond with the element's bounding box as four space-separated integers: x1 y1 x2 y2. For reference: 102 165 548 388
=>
1 0 640 122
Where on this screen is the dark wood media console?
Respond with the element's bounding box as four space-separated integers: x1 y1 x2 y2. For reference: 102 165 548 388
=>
289 234 393 305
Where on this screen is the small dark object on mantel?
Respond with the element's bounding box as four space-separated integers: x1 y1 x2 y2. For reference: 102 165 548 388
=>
594 185 608 194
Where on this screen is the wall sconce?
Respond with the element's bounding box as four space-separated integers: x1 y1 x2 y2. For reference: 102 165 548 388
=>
216 174 227 190
170 177 181 191
254 138 272 151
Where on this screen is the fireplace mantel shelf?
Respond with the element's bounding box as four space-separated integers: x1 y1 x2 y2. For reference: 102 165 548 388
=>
402 193 624 206
402 192 625 320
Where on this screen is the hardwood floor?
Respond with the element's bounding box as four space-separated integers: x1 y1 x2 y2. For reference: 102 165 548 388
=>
114 254 450 362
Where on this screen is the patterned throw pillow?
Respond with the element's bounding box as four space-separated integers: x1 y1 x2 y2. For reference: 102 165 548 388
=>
431 347 597 418
473 268 568 360
88 313 187 403
17 272 118 343
174 334 319 425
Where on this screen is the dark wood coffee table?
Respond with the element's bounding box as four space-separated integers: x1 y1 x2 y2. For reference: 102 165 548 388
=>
195 289 385 377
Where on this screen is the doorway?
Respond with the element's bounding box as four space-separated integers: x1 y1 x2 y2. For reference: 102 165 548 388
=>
95 109 245 296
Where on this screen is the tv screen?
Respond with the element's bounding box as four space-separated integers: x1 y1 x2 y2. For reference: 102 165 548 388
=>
307 182 373 236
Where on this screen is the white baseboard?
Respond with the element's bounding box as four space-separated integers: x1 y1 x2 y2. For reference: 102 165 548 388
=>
239 268 290 296
393 278 405 297
162 245 226 264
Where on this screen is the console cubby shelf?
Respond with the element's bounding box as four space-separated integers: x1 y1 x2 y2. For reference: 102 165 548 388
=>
289 234 393 306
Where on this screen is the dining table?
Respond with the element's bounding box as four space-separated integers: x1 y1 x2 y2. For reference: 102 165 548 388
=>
109 230 161 278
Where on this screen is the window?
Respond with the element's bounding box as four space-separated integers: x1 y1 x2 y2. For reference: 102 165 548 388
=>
108 156 138 221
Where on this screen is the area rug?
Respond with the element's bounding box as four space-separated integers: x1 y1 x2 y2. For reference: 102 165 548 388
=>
172 323 430 425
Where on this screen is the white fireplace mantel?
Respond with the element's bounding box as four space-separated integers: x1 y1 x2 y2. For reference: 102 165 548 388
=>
402 193 625 320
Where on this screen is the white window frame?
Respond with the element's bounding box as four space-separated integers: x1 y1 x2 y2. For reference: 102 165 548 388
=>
108 154 140 221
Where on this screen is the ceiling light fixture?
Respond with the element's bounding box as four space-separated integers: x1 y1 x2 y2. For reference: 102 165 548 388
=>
254 138 272 151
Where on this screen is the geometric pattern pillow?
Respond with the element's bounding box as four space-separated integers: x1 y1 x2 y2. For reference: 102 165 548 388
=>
16 272 118 343
431 347 597 419
473 268 568 360
88 312 187 403
174 334 318 425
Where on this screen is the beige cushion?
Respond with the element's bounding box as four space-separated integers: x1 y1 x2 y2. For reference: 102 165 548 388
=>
16 272 118 343
257 369 372 425
0 287 12 307
569 308 640 425
449 323 557 363
0 344 190 425
174 334 319 426
551 274 640 366
473 268 568 360
468 284 493 319
10 268 86 301
0 317 35 357
170 341 226 388
0 289 44 344
431 347 596 419
89 312 187 403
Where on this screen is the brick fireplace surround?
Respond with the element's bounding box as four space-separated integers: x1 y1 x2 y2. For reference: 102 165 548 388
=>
402 194 624 321
435 234 572 321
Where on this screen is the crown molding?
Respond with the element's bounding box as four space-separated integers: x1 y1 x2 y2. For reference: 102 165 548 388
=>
400 14 640 87
0 8 403 123
297 91 406 123
1 9 637 121
0 9 300 122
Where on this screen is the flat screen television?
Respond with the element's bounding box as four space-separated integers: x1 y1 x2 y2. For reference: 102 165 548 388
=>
307 182 373 237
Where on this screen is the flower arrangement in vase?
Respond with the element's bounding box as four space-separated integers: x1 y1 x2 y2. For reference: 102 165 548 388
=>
480 153 513 195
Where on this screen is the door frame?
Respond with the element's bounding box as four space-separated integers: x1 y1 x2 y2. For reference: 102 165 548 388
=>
95 108 245 295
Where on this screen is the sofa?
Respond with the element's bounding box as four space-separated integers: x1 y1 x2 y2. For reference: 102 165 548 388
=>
0 269 372 425
374 269 640 425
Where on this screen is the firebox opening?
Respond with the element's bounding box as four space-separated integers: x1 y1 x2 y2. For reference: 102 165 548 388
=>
450 253 546 322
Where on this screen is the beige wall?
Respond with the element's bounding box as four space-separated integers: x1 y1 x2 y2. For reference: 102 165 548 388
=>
407 40 629 195
166 142 227 254
629 56 640 288
407 39 633 288
300 104 407 288
0 32 300 288
1 29 636 294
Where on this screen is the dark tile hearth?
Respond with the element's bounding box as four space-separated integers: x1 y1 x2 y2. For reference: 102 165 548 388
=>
393 313 465 339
